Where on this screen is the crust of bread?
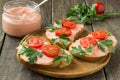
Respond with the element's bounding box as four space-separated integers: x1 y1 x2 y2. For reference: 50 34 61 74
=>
17 54 71 69
74 55 106 62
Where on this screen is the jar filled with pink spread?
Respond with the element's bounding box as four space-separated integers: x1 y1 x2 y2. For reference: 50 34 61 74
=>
2 0 41 37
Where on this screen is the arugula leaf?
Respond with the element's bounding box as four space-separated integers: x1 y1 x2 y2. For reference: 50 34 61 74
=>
18 46 43 64
72 45 87 56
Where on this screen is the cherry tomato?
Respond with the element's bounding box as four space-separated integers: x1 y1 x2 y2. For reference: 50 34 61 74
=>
92 30 108 40
26 37 44 49
80 37 97 48
41 45 60 58
95 2 105 14
55 27 72 37
62 19 76 29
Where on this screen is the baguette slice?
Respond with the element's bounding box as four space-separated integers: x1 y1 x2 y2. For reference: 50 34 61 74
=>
69 32 117 62
16 36 73 69
45 20 84 49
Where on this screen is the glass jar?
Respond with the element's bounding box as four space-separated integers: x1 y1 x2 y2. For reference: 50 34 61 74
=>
2 0 41 37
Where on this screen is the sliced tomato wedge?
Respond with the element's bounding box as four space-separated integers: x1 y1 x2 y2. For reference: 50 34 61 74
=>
55 27 72 37
26 37 44 49
62 19 76 29
80 37 97 48
41 45 60 58
92 30 108 40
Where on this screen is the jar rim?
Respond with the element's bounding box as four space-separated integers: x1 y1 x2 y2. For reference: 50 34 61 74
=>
3 0 40 15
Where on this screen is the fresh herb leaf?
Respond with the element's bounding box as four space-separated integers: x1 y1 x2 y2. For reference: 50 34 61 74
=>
37 51 43 57
98 40 114 53
52 54 73 64
28 53 37 64
100 40 113 47
98 42 105 52
65 54 73 64
52 56 65 64
59 35 71 48
47 24 58 32
18 46 43 64
66 3 120 24
59 47 67 55
52 38 59 44
55 21 62 28
72 45 87 56
51 34 71 49
86 46 93 53
107 31 112 36
109 46 115 53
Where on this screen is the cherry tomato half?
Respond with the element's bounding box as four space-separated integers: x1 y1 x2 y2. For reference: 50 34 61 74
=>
95 2 105 14
62 19 76 29
55 27 72 37
92 30 108 40
26 37 44 49
80 37 97 48
41 45 60 58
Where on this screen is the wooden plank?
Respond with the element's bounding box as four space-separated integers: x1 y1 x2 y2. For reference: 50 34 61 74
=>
0 0 52 80
35 0 52 27
89 0 120 80
104 0 120 80
0 0 7 55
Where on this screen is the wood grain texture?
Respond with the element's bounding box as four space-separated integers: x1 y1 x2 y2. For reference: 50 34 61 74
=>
35 0 52 27
90 0 120 80
0 0 52 80
1 0 120 80
104 0 120 80
0 0 8 54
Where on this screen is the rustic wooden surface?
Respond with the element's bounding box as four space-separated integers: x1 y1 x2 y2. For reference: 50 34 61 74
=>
0 0 120 80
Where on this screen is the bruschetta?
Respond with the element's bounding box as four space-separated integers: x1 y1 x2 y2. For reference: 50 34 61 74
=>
16 36 73 68
69 30 117 61
46 19 84 49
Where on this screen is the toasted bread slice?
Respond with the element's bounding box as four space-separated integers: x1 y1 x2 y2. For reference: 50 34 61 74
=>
16 36 73 69
46 22 84 49
69 33 117 62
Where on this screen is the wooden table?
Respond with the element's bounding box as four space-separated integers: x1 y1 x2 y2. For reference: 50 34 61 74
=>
0 0 120 80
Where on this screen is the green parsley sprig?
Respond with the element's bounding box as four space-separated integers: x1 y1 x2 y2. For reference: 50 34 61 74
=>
72 45 93 56
66 3 120 24
98 40 115 53
18 46 43 64
46 21 62 32
52 34 71 49
53 48 73 64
